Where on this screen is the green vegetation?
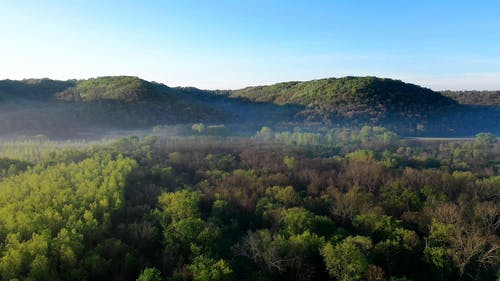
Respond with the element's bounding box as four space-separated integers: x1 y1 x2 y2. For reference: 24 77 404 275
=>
0 154 137 280
0 75 499 280
56 76 153 102
1 75 500 137
442 90 500 106
231 76 456 122
0 129 497 280
0 78 75 101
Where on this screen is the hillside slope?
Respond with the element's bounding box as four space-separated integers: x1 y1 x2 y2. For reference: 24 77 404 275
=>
0 79 76 101
0 76 499 138
231 76 457 122
0 77 226 137
442 90 500 106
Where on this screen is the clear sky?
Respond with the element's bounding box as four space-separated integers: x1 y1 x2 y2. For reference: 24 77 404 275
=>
1 0 499 90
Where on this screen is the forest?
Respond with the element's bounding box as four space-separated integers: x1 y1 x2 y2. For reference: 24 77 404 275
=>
442 91 500 106
0 126 498 281
2 76 500 138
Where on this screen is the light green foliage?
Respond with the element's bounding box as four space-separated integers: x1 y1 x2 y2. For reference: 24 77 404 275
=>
257 126 273 141
0 155 137 280
265 186 300 207
423 220 454 271
354 214 403 240
188 255 233 281
381 150 403 168
57 76 151 102
346 149 376 162
475 132 497 147
0 138 104 162
272 126 399 147
283 156 296 170
321 236 372 281
157 190 203 222
353 214 419 268
157 190 222 264
136 267 163 281
490 175 500 188
277 207 335 237
353 214 419 246
379 182 421 214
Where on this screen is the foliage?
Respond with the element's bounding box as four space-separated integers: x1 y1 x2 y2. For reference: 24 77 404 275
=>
232 76 456 123
321 236 372 281
0 154 137 280
0 131 497 280
137 267 164 281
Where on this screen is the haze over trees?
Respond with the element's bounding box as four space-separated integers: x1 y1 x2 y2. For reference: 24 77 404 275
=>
442 91 500 106
1 76 500 138
0 76 499 280
0 127 497 281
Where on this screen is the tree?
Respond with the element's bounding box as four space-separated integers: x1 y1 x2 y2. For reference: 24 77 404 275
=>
136 267 163 281
257 127 273 141
321 236 372 281
188 255 233 281
474 133 496 147
157 190 202 222
283 156 296 170
238 229 288 274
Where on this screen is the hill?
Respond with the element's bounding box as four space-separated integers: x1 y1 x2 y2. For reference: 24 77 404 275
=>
0 78 76 101
0 75 499 138
231 76 457 122
441 90 500 106
0 77 226 137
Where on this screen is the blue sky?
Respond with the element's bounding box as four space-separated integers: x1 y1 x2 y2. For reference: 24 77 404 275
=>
1 0 499 90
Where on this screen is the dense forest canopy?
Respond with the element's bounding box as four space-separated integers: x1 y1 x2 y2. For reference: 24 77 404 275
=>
0 76 500 137
231 76 457 121
0 128 497 281
0 75 500 279
442 90 500 106
0 79 76 101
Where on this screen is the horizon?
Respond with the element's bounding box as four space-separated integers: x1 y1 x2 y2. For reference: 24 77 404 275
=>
1 1 500 90
3 74 500 92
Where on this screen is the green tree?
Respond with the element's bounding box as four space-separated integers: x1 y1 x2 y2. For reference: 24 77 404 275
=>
157 190 202 222
283 156 296 170
257 127 273 141
136 267 163 281
188 255 233 281
474 132 496 147
321 236 372 281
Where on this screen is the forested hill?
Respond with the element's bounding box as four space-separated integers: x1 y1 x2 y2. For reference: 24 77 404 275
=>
231 76 457 122
442 90 500 106
0 78 76 101
0 76 499 137
0 77 227 137
0 76 209 103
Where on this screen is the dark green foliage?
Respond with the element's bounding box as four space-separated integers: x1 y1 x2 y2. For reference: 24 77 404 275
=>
1 76 500 138
0 77 225 137
0 78 75 101
232 76 456 122
442 90 500 106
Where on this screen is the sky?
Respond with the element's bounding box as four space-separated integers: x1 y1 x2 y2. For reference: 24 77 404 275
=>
1 0 499 90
